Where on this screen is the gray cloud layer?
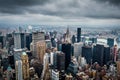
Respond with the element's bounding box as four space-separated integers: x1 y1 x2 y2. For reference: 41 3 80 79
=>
0 0 120 24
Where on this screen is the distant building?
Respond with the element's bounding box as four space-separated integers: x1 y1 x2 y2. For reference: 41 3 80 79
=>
71 35 76 44
62 43 71 70
31 32 45 57
26 33 32 50
15 60 23 80
45 40 52 49
14 33 26 49
21 52 29 80
36 41 46 64
107 38 114 48
74 42 83 59
77 28 81 42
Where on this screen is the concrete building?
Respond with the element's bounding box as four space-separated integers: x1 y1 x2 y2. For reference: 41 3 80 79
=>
36 41 46 64
51 70 59 80
74 42 83 59
31 32 45 57
21 52 29 80
15 60 23 80
14 33 26 49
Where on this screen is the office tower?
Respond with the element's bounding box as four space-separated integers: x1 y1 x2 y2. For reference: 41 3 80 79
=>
62 43 71 70
45 40 52 49
77 28 81 42
64 27 71 43
57 41 62 51
51 70 59 80
113 45 118 62
107 38 114 47
21 52 29 80
14 33 26 49
67 57 78 76
74 42 83 59
15 60 23 80
51 38 57 47
82 46 92 64
13 48 27 61
104 45 110 65
93 44 104 66
31 32 45 57
26 33 32 50
36 41 46 64
0 35 5 48
71 35 76 44
8 55 15 69
117 60 120 75
57 51 65 71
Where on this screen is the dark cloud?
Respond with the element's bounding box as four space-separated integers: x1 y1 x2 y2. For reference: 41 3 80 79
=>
0 0 120 21
96 0 120 6
0 0 49 14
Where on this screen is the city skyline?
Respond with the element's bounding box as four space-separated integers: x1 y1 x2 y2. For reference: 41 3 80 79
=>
0 0 120 25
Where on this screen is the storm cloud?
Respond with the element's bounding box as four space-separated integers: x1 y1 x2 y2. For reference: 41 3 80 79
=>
0 0 120 24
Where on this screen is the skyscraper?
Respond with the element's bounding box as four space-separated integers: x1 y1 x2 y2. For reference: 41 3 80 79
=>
21 52 29 80
77 28 81 42
82 46 92 64
74 42 83 59
26 33 32 50
104 45 110 65
107 38 114 48
57 51 65 71
62 43 71 70
31 32 45 57
15 60 23 80
14 33 26 49
93 44 104 66
36 41 46 64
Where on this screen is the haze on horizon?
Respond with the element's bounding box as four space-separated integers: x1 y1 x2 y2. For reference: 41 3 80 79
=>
0 0 120 25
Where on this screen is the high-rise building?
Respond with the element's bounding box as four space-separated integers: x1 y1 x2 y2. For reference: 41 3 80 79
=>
51 70 59 80
112 45 118 62
103 45 110 65
26 33 32 50
45 40 52 49
62 43 71 70
13 48 27 61
107 38 114 48
93 44 104 66
21 52 29 80
117 60 120 75
15 60 23 80
14 33 26 49
71 35 76 44
31 32 45 57
0 35 5 48
77 28 81 42
57 51 65 71
82 46 92 64
67 57 78 76
74 42 83 59
36 41 46 64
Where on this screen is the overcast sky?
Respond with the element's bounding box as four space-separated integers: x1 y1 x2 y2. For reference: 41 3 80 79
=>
0 0 120 25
